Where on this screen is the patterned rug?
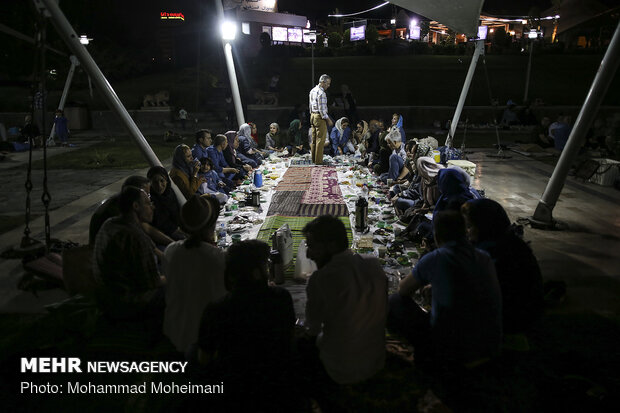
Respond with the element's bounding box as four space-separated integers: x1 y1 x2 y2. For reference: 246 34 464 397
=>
300 167 345 205
257 215 353 275
298 203 350 217
274 167 313 191
266 191 305 216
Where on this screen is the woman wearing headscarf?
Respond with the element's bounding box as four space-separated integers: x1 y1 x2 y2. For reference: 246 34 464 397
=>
434 166 481 221
248 122 259 144
237 123 263 166
330 117 353 155
147 166 185 240
462 199 544 335
163 194 227 356
265 122 283 152
391 156 444 215
352 120 369 156
169 144 206 200
223 131 252 179
288 119 306 155
390 113 406 143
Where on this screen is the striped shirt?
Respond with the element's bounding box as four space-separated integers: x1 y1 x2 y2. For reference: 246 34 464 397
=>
309 84 329 119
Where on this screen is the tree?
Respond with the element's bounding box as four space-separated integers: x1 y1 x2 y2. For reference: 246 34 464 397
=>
328 32 342 48
366 25 379 45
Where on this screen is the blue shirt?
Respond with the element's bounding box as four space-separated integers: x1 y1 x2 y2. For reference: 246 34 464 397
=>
207 146 230 179
413 240 502 362
330 126 352 154
192 143 209 162
199 170 225 193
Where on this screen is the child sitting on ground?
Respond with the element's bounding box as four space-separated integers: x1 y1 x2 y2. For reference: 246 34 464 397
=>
198 157 228 204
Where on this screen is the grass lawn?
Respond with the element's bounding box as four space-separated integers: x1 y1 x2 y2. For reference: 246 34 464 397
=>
278 54 620 106
30 136 179 170
2 54 619 111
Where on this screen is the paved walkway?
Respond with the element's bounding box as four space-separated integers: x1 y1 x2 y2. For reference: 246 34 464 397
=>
0 137 619 321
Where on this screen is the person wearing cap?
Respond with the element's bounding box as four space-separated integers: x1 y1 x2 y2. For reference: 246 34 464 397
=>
500 99 519 128
309 74 334 165
163 194 226 356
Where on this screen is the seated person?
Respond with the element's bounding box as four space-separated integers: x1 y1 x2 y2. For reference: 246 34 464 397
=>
89 175 175 249
392 156 444 215
147 166 185 241
265 122 285 152
373 121 391 174
237 123 263 167
223 131 252 179
197 157 229 204
378 129 406 183
388 211 502 368
0 115 42 152
353 120 370 157
169 144 206 200
21 115 40 142
552 115 572 151
207 134 240 189
330 117 354 155
389 113 406 143
529 117 554 148
500 100 519 127
462 199 543 335
434 166 481 220
92 186 165 320
303 215 387 384
191 129 212 161
366 120 382 162
288 119 307 155
197 240 295 407
163 195 226 355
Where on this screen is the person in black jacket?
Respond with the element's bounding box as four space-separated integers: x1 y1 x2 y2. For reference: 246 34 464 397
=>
461 199 544 334
147 166 185 240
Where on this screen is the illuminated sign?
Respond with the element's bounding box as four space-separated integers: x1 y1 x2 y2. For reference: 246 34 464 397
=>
161 12 185 21
288 28 302 43
350 26 366 42
272 26 287 41
411 26 420 40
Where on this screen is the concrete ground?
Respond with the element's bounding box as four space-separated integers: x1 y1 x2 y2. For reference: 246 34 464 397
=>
0 131 619 323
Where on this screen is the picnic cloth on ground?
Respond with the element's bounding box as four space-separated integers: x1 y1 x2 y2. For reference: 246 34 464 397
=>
274 167 314 191
257 215 353 275
298 203 349 217
266 191 305 217
301 167 345 205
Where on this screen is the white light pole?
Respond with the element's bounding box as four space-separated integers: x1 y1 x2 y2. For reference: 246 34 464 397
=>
215 1 244 127
309 31 316 87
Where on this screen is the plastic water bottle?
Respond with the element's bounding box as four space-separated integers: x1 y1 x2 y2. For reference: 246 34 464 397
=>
218 223 227 247
361 183 369 199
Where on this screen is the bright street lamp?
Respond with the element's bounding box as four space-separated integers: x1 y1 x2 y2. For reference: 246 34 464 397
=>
221 21 237 41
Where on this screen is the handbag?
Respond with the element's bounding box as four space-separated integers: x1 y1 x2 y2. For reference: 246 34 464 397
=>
271 223 293 268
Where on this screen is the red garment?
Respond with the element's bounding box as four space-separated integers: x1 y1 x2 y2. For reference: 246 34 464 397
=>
248 122 259 144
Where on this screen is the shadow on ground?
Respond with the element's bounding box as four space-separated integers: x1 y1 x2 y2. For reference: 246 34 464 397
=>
1 304 619 412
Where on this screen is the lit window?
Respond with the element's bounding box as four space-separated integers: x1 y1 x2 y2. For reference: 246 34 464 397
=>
242 22 250 35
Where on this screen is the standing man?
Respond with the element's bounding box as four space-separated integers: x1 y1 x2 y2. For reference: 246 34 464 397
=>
178 107 188 130
309 74 334 165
